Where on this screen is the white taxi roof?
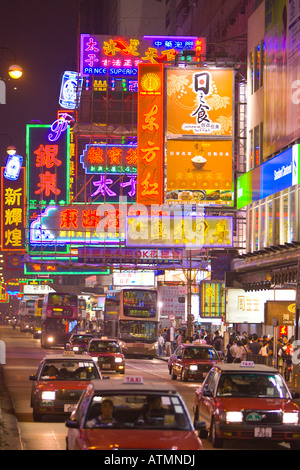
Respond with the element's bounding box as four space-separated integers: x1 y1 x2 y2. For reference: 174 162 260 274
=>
212 363 279 373
43 354 96 362
91 377 179 393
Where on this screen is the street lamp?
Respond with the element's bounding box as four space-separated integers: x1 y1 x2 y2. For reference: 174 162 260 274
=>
8 64 23 79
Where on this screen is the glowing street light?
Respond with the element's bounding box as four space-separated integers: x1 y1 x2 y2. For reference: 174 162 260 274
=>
8 64 23 79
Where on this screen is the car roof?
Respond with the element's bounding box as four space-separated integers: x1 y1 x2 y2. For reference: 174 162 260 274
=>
180 343 216 348
89 338 119 342
43 354 96 361
90 378 179 394
212 363 279 373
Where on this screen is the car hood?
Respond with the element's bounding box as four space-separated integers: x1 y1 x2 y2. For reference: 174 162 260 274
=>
216 397 300 412
81 429 203 450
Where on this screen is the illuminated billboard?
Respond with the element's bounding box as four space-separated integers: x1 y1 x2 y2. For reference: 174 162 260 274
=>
1 167 25 251
165 139 233 206
137 63 164 205
80 35 205 78
166 68 234 138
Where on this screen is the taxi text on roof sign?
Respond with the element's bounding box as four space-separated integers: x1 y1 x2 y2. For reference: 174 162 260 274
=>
240 361 255 367
123 376 144 384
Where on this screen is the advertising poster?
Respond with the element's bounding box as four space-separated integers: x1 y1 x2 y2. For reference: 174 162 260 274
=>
166 68 234 137
165 139 233 205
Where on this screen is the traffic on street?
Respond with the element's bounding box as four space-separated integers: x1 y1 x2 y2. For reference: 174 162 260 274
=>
0 324 297 451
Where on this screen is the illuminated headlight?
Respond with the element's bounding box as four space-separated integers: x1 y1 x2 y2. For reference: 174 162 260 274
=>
283 413 299 425
115 357 123 363
226 411 243 423
41 391 55 400
73 346 79 352
92 356 98 362
189 365 198 371
150 342 158 350
47 336 54 343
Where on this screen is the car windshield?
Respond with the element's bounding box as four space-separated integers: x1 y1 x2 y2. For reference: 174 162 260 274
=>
72 336 93 344
84 393 191 430
40 360 100 380
216 373 290 398
184 347 218 360
89 341 121 353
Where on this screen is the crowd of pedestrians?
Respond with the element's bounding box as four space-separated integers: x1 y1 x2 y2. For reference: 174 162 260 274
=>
158 327 295 381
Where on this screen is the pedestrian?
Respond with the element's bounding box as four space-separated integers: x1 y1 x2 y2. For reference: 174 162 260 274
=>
258 339 269 357
248 334 261 355
213 331 223 354
157 332 165 356
165 329 171 356
233 339 249 363
226 337 236 363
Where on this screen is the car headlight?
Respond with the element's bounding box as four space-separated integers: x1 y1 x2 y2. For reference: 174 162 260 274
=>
114 357 123 363
283 412 299 424
91 356 98 362
73 346 79 352
226 411 243 423
41 391 55 400
47 336 54 343
189 364 198 371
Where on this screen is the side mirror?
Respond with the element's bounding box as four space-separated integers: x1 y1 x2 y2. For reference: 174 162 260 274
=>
195 420 206 431
65 418 80 429
29 374 37 381
292 391 300 399
203 388 213 397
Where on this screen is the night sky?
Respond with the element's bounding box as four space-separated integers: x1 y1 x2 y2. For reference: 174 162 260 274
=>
0 0 79 158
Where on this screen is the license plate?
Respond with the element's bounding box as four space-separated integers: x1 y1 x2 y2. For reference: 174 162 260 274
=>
254 427 272 438
102 364 111 369
136 343 145 348
64 403 76 413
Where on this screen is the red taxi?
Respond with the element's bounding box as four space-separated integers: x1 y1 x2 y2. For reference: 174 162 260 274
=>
168 343 221 382
86 337 125 374
65 376 204 450
193 362 300 449
29 352 102 421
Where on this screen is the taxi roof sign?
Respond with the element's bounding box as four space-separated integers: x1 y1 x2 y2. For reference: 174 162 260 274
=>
123 376 144 384
63 350 75 356
240 361 255 367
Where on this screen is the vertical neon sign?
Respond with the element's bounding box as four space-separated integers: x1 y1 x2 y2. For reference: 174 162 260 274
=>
137 63 164 205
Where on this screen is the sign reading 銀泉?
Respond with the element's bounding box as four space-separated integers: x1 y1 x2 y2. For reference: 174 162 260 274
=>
26 124 70 211
1 167 25 251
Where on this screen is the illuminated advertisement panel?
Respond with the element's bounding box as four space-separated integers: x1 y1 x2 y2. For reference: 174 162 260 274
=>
137 63 164 205
26 124 70 209
166 68 234 137
126 215 233 248
1 167 25 251
165 139 233 205
236 144 299 209
80 35 205 78
200 281 225 319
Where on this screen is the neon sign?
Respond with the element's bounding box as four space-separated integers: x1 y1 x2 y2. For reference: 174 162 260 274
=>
1 167 25 251
80 143 137 174
3 154 23 181
137 63 164 205
59 71 83 109
80 35 205 78
26 124 70 209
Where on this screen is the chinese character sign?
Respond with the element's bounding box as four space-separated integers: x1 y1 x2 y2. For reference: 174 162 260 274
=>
1 167 25 251
26 124 70 209
137 63 164 205
166 68 233 137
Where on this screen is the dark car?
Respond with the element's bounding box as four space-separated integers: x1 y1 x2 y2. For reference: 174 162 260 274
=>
168 343 222 382
29 352 102 421
193 362 300 449
86 337 125 374
65 333 94 354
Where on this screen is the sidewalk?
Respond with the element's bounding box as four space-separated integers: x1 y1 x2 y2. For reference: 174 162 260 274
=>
0 365 23 450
